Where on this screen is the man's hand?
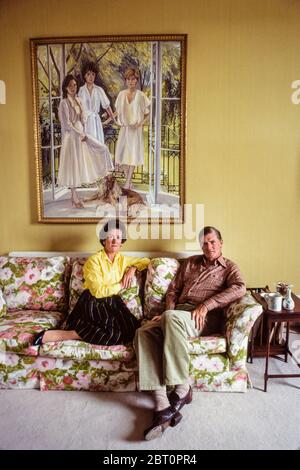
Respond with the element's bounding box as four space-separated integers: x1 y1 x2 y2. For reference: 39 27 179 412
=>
192 304 208 330
120 266 137 289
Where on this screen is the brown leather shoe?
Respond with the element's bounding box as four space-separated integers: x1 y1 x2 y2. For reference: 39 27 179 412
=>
144 406 183 441
169 386 193 412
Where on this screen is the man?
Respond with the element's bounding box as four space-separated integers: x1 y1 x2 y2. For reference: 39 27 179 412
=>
134 226 246 441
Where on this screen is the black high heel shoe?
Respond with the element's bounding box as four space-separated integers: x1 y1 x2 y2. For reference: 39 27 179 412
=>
33 330 46 346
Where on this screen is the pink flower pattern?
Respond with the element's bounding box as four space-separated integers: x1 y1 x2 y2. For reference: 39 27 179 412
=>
0 257 262 392
0 256 68 312
24 268 41 285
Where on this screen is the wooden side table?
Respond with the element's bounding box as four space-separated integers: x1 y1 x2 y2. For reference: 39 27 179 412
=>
251 292 300 391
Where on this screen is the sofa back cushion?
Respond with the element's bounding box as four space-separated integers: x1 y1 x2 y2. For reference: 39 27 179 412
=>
0 256 68 313
68 259 86 312
144 257 180 319
68 259 143 320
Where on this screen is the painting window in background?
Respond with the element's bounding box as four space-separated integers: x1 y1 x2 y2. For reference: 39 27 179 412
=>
31 35 187 223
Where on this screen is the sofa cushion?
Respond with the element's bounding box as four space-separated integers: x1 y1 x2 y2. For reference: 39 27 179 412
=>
144 257 180 319
0 353 41 389
189 369 248 392
189 353 229 375
0 256 68 313
0 310 64 355
188 335 227 355
68 259 143 320
0 310 65 326
39 341 135 361
39 359 137 392
0 289 7 318
68 258 86 312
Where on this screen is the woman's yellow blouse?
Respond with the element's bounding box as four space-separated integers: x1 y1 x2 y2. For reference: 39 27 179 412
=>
83 250 150 298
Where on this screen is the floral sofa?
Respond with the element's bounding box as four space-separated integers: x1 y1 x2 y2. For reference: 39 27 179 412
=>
0 255 262 392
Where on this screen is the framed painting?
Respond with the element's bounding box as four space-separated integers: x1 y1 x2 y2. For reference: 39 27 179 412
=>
30 34 187 223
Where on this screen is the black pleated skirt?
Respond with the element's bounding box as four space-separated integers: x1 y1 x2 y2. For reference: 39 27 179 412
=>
64 290 140 346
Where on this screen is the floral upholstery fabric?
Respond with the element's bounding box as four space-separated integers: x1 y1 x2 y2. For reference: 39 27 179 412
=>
190 353 229 374
39 341 135 361
121 294 143 320
0 310 64 356
39 358 137 391
0 352 40 389
0 353 137 391
68 259 86 312
0 310 65 326
188 335 226 355
0 289 7 318
0 256 68 313
189 369 249 392
144 258 180 319
225 293 263 369
39 336 226 362
186 294 262 392
0 254 262 393
68 259 143 320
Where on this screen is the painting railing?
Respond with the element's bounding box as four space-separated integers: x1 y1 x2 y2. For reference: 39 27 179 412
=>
41 124 180 195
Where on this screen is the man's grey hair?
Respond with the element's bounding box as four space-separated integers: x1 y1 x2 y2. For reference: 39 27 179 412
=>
198 226 222 244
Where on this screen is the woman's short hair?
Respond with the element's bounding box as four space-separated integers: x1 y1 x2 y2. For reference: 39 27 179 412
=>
198 226 222 244
124 68 140 81
81 61 98 80
99 219 127 246
62 75 78 99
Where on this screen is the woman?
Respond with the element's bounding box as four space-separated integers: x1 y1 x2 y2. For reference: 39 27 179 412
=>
115 68 151 189
57 74 114 208
78 62 116 144
33 219 150 346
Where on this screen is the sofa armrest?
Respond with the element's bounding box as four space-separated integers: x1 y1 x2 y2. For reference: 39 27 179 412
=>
225 293 263 368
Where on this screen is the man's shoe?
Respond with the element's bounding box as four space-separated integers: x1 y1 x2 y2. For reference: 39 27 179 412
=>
144 406 182 441
169 386 193 412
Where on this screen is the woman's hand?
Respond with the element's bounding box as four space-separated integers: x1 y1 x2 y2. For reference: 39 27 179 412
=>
150 315 161 323
120 266 137 289
192 304 208 330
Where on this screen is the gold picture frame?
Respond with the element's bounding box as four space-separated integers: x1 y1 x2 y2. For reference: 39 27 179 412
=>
31 34 187 223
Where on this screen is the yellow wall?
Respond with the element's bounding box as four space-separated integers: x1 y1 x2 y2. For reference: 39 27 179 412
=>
1 0 300 290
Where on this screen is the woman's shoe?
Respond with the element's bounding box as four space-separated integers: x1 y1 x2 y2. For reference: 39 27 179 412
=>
144 407 182 441
33 330 46 346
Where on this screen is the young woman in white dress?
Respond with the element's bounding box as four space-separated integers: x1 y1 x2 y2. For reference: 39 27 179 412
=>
115 68 151 189
78 62 116 144
57 75 114 208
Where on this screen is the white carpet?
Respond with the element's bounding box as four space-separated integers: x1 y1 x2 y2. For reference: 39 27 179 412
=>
1 333 300 450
